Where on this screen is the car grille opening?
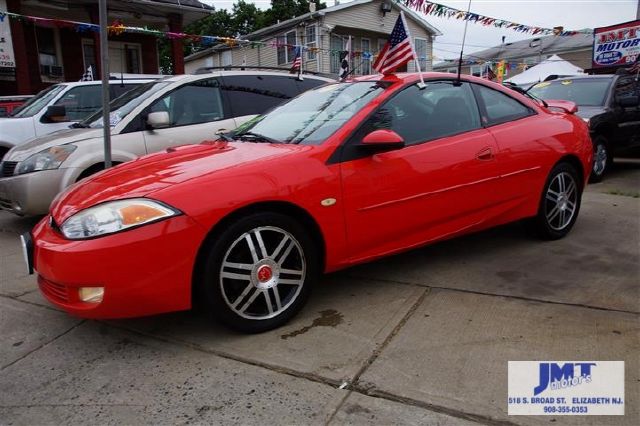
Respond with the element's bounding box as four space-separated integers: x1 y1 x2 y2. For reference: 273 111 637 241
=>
38 276 69 303
1 161 18 177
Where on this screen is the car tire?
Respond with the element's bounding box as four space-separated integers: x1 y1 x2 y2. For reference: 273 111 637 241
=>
528 162 582 240
588 136 611 183
198 212 319 333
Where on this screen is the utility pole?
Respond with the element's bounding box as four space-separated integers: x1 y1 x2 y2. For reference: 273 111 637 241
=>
99 0 112 168
636 0 639 19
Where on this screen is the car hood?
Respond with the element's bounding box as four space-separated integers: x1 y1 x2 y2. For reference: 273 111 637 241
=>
4 128 102 161
575 106 605 120
50 141 311 223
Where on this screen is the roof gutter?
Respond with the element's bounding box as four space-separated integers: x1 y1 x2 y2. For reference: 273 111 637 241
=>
120 0 213 14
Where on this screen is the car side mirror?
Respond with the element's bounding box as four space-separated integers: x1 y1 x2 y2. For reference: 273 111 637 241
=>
618 96 639 108
360 129 405 151
146 111 170 129
42 105 67 123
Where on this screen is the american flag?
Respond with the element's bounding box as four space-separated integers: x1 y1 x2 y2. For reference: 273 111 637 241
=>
373 13 416 75
290 46 302 74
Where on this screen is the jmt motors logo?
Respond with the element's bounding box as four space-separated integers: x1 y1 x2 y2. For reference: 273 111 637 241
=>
534 362 595 395
508 361 625 415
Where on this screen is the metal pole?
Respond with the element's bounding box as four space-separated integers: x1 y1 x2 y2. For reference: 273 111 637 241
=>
99 0 112 168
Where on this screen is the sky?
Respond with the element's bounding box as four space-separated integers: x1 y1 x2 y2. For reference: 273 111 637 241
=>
201 0 639 61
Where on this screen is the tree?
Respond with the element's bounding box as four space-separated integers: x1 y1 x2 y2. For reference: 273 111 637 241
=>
231 0 266 36
263 1 327 27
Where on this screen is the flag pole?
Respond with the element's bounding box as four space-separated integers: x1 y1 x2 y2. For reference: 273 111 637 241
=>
98 0 111 168
297 45 304 81
400 11 425 89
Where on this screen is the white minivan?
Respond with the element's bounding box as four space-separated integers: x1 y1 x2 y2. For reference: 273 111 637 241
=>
0 71 333 215
0 76 158 159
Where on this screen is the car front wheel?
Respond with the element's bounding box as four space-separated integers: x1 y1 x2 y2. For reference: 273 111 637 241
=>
199 212 318 333
529 162 582 240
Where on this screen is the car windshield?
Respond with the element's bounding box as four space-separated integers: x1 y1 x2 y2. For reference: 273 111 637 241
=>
528 78 613 106
81 81 170 128
10 85 66 118
233 81 387 145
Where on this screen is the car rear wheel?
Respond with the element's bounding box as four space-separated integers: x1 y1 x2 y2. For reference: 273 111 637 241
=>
199 212 318 333
529 162 582 240
589 136 611 183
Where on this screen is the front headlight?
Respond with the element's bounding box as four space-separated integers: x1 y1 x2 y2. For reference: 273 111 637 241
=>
60 198 180 240
16 145 77 175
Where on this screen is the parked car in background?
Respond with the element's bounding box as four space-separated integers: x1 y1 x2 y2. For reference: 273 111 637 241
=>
0 75 159 159
0 96 33 118
528 73 640 182
0 71 333 215
23 73 592 332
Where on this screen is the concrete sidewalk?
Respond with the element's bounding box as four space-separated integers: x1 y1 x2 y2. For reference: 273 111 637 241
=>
1 162 638 425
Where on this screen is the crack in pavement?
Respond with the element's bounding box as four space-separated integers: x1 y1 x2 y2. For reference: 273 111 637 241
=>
346 274 640 316
0 319 85 371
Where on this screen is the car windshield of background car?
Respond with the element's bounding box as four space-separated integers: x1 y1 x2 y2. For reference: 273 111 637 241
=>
82 81 170 128
528 79 612 106
10 85 66 118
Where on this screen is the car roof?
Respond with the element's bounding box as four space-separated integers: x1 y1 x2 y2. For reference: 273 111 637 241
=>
531 74 616 83
182 70 336 83
58 79 158 87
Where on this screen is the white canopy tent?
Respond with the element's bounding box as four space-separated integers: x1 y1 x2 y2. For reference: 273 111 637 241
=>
506 54 584 87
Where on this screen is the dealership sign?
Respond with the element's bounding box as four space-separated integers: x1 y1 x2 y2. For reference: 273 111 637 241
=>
593 19 640 68
0 0 16 68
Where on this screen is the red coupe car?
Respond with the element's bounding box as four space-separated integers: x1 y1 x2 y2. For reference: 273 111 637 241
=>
23 73 592 332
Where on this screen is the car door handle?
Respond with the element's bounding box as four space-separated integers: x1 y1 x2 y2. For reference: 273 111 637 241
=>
216 128 229 135
476 147 494 161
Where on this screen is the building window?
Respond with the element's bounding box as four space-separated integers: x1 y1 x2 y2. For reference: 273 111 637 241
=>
221 50 232 67
361 38 371 75
414 38 427 71
446 67 457 73
36 26 62 78
470 65 482 76
277 29 297 65
305 25 317 60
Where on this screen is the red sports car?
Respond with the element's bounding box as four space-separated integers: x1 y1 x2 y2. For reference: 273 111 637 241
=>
23 73 592 332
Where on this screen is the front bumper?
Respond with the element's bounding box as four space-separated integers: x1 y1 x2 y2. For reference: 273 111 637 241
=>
0 168 75 216
31 213 206 319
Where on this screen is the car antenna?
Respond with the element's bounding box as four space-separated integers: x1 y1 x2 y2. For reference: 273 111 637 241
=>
454 0 473 87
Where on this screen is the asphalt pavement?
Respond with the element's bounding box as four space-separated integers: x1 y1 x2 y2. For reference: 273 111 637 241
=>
1 160 638 425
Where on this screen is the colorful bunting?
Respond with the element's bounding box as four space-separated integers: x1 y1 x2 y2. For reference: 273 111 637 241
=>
401 1 590 36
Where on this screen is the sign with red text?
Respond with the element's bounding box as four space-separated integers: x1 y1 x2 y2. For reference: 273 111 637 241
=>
593 20 640 68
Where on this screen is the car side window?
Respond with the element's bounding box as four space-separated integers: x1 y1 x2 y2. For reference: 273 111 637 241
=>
473 84 534 125
52 85 103 121
221 75 300 117
148 78 224 127
614 76 639 106
352 81 481 146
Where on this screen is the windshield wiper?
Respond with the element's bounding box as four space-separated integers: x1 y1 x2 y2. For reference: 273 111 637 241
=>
237 131 278 144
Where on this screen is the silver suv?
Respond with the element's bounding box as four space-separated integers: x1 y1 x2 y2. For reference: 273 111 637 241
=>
0 71 333 215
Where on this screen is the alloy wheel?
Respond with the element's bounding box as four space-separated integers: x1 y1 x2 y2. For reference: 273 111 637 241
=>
544 171 578 231
219 226 306 320
593 143 607 176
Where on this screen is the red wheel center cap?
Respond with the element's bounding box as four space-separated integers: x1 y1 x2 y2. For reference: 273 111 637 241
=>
257 265 273 282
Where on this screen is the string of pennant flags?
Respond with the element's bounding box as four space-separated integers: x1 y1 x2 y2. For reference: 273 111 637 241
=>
399 0 591 36
0 7 588 68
